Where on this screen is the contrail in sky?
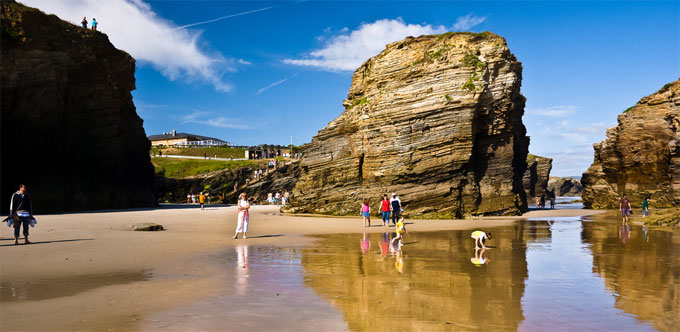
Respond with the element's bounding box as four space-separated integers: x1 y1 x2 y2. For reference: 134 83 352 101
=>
173 6 277 30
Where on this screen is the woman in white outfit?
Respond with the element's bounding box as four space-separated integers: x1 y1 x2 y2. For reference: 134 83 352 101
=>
233 193 250 239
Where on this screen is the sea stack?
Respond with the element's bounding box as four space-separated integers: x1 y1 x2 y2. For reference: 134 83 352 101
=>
522 154 553 198
0 1 156 213
582 79 680 209
288 32 529 218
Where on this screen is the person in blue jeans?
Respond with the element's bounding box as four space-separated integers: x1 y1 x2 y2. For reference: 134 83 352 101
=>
390 193 402 225
9 184 34 245
379 194 390 227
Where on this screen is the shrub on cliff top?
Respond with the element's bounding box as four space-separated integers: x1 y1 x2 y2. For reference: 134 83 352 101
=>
462 50 484 70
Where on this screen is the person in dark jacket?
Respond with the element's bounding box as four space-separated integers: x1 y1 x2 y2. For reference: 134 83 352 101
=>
10 184 33 245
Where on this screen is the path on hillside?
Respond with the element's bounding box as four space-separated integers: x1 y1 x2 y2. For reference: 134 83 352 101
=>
153 154 248 161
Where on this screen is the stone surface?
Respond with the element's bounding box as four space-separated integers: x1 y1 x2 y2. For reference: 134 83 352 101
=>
1 1 156 213
132 223 164 231
522 154 553 198
582 80 680 209
547 176 583 197
288 32 529 218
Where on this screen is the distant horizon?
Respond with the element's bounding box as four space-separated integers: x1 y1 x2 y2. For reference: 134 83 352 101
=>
21 0 680 177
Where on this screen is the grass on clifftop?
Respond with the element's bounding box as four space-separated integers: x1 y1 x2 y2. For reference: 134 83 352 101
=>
151 146 245 159
152 157 255 178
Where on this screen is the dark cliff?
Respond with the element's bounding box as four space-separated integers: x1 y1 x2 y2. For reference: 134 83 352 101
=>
287 32 529 218
1 1 156 213
582 79 680 209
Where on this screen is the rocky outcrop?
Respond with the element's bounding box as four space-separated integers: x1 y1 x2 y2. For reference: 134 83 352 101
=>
154 162 300 204
522 154 552 197
582 80 680 209
288 32 529 218
547 176 582 197
0 1 156 213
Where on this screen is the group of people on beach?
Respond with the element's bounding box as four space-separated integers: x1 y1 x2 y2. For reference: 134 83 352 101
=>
619 194 651 222
360 193 403 227
80 16 98 30
187 192 210 209
265 191 289 205
534 191 556 209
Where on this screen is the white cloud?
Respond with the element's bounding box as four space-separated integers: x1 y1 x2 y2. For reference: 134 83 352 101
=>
181 111 250 129
282 18 449 71
238 59 252 65
452 13 487 31
21 0 233 92
527 105 578 118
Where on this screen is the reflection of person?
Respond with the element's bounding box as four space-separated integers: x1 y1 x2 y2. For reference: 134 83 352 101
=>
380 233 390 256
395 250 404 274
233 193 250 239
235 245 249 296
10 184 33 245
470 248 489 266
620 194 631 222
471 230 492 249
619 223 631 243
392 216 406 245
642 226 650 242
361 233 371 254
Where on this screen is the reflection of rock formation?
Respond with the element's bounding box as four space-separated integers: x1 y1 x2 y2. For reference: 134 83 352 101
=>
522 155 553 197
581 216 680 331
301 228 532 331
582 80 680 209
547 176 583 197
0 1 156 213
289 32 529 218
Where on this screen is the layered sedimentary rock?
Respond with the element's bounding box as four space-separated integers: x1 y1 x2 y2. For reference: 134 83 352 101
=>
0 1 155 213
522 154 552 197
582 80 680 209
547 176 582 197
289 32 529 218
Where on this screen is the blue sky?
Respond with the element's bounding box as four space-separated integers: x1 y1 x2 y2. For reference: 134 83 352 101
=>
22 1 680 176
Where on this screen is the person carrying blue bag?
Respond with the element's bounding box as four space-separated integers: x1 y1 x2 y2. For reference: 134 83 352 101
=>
9 184 34 245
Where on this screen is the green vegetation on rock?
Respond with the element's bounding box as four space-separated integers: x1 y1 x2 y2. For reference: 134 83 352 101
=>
643 208 680 227
623 106 636 113
462 50 484 70
526 153 537 164
462 74 479 92
152 157 256 178
444 94 453 101
352 96 368 107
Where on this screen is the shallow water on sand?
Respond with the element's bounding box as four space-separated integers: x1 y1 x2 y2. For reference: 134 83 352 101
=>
301 214 679 331
142 213 679 331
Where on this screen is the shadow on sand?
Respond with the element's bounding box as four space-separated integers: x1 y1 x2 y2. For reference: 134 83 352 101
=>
0 238 94 247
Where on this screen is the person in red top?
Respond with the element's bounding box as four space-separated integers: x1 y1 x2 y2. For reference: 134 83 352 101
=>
379 194 391 227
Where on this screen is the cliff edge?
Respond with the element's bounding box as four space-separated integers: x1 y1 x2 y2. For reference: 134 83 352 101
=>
1 1 156 213
582 79 680 209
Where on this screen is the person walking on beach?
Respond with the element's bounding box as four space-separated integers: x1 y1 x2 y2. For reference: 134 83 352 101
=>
9 184 33 245
380 194 390 227
283 191 290 205
549 195 555 210
199 192 206 210
233 193 250 239
390 193 402 225
642 197 650 217
392 216 407 245
471 230 491 249
91 18 97 31
534 196 540 208
267 192 273 204
361 198 371 227
187 194 191 203
275 192 281 205
620 194 632 222
539 195 546 209
81 16 88 28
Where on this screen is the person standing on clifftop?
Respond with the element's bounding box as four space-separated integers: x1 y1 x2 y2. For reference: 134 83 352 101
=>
81 16 87 28
9 184 33 245
91 18 98 31
620 194 632 222
390 193 402 226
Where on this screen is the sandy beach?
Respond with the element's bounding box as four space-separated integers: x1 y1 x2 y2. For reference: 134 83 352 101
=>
1 205 603 331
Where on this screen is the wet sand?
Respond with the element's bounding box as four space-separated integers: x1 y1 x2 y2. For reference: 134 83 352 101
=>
0 204 603 331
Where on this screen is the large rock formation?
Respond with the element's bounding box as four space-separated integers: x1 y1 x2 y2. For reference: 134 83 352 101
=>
522 154 552 198
288 32 529 218
1 1 155 213
547 176 582 197
582 80 680 209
